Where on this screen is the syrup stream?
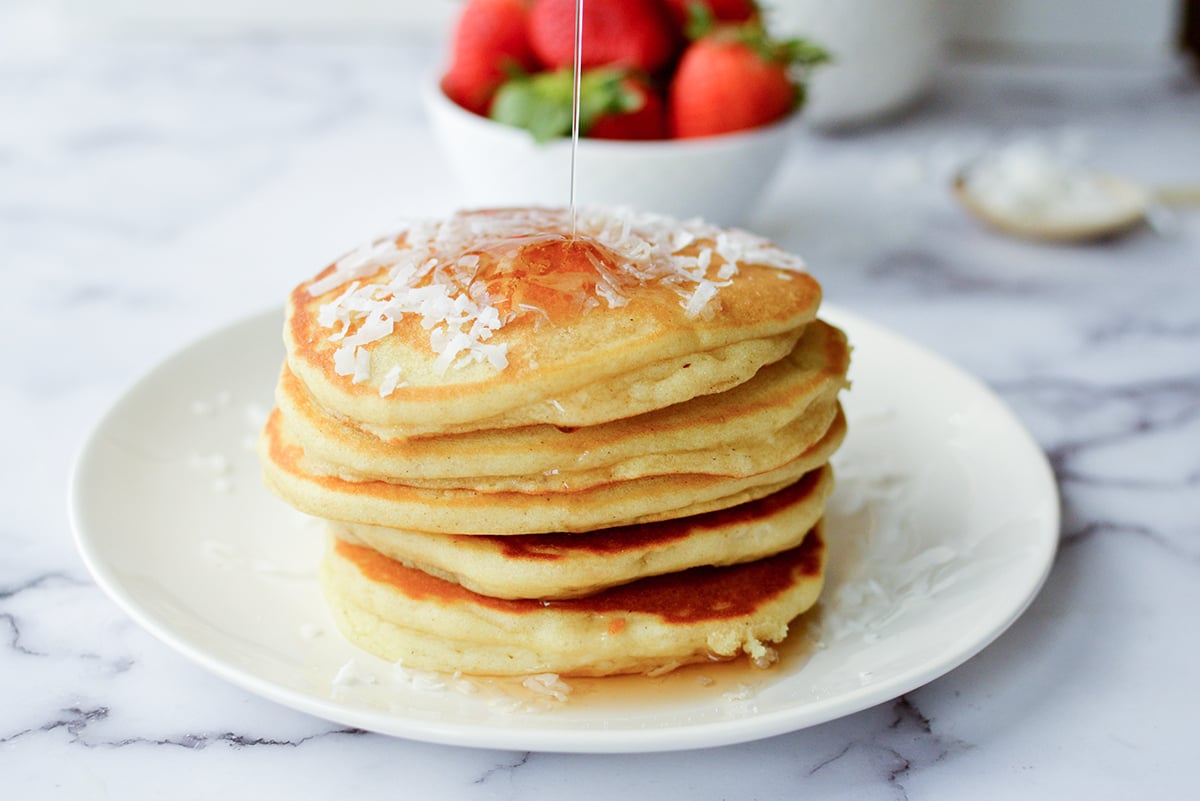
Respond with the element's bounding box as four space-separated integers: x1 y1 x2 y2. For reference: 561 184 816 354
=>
568 0 584 237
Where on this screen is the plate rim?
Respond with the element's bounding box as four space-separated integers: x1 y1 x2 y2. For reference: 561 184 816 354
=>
68 303 1060 753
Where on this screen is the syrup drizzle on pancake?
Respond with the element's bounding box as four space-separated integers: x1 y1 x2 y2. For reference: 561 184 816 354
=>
468 234 630 324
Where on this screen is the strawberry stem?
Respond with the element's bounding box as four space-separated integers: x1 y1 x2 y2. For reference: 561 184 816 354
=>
684 3 717 41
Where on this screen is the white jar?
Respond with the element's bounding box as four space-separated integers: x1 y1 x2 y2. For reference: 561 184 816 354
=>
769 0 945 129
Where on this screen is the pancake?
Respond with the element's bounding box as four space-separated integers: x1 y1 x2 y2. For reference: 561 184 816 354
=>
311 399 838 492
321 522 826 677
284 207 821 436
331 465 833 600
260 403 846 535
280 319 850 491
391 329 805 436
258 206 850 679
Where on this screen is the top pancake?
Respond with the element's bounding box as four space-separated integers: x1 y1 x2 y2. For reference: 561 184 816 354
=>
284 208 822 435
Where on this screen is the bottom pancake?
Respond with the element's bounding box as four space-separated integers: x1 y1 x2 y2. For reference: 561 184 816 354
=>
322 524 826 678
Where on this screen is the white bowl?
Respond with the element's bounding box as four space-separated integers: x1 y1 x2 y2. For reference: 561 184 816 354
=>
422 77 797 226
771 0 944 129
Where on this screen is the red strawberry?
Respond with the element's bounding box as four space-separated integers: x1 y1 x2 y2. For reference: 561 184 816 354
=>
441 0 538 116
662 0 757 30
668 24 828 138
527 0 679 74
588 77 667 140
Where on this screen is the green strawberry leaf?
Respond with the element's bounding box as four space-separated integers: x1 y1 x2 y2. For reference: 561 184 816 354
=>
490 68 644 143
684 2 717 41
732 22 830 68
491 72 572 142
779 37 832 68
792 80 808 112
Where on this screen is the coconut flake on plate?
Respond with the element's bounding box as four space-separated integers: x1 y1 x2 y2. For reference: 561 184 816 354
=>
332 658 377 689
521 673 573 703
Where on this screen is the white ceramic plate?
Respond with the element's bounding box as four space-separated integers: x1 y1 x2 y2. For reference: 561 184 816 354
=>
69 306 1058 753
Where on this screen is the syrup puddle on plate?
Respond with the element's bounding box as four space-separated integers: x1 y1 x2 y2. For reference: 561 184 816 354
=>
353 613 825 719
562 618 824 714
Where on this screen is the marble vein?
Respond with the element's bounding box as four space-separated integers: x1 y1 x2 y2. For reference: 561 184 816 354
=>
806 696 972 801
473 752 531 786
0 571 85 600
1061 520 1200 564
1 612 44 657
1 704 365 750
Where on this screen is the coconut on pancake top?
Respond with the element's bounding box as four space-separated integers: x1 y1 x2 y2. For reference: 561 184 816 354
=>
284 207 822 431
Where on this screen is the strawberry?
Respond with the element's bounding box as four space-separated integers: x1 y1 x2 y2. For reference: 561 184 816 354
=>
668 21 828 138
527 0 679 75
441 0 539 116
587 77 667 140
662 0 757 30
490 68 666 142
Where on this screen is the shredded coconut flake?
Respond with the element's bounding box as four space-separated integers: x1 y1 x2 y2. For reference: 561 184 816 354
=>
332 659 377 688
299 623 324 640
308 240 399 296
963 141 1137 226
722 683 756 703
351 347 372 384
521 673 573 703
378 365 403 397
811 409 1017 654
332 344 358 377
684 280 723 319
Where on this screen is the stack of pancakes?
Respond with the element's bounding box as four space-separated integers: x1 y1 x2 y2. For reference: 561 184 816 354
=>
259 207 849 678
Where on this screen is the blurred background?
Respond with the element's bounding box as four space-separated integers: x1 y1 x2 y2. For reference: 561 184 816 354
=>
1 0 1195 270
4 1 1193 79
4 0 1195 142
8 0 1189 60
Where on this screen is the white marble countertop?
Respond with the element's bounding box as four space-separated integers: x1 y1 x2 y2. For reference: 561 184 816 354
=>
2 34 1198 798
